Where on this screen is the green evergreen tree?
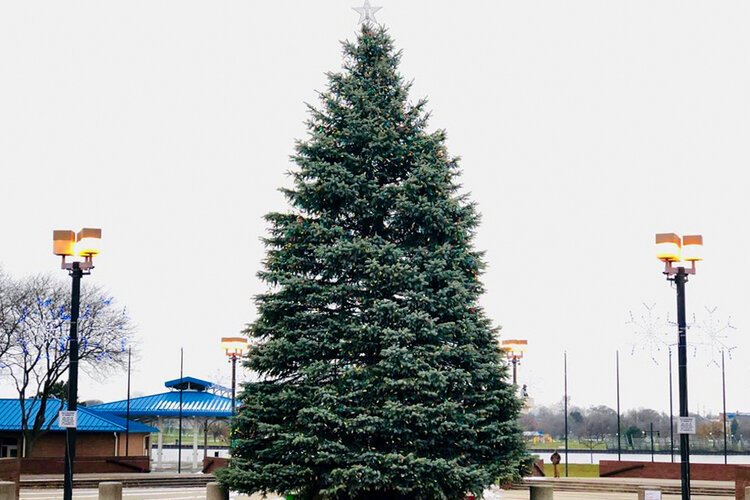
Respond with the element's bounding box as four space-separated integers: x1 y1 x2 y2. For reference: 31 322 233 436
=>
218 25 526 500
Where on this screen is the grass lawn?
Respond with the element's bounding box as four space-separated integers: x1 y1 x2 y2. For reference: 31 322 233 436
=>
529 439 609 451
541 463 599 478
155 431 229 447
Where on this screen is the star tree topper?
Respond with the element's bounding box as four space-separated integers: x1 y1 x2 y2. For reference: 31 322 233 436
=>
353 0 382 24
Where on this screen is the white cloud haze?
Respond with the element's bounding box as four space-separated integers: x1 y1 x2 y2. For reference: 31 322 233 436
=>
1 1 749 415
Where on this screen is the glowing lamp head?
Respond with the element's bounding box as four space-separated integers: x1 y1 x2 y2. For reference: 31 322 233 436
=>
76 228 102 257
655 233 681 262
501 339 527 358
681 235 704 262
53 230 76 256
221 336 249 357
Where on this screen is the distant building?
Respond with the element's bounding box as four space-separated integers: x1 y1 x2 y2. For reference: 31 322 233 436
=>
90 376 233 470
724 412 750 435
1 376 233 471
0 399 156 458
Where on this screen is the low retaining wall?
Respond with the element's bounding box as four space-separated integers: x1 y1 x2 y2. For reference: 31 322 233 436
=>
532 460 545 477
602 462 750 500
199 457 549 483
737 466 750 500
600 460 739 481
203 457 229 474
0 458 21 497
20 456 150 475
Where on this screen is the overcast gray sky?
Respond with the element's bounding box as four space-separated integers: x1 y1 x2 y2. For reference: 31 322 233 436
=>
1 1 748 415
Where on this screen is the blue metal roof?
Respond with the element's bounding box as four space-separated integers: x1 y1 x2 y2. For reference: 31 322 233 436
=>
164 376 214 392
90 390 233 418
0 399 158 433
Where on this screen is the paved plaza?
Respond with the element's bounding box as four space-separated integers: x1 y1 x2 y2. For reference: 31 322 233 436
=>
17 488 732 500
15 473 740 500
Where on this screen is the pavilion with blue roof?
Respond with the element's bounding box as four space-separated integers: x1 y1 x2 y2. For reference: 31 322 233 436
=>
0 399 157 459
91 376 233 470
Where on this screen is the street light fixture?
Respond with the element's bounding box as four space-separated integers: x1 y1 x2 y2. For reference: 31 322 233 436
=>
52 227 102 500
501 339 527 385
656 232 703 500
221 337 249 415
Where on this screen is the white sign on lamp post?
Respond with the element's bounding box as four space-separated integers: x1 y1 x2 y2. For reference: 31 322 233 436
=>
678 416 696 435
58 411 78 429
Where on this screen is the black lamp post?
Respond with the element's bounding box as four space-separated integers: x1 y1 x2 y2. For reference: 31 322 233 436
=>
230 355 238 411
221 337 249 414
53 228 102 500
616 350 621 461
500 339 527 386
564 350 568 477
721 350 728 464
509 357 519 385
125 347 131 457
178 348 184 473
648 423 656 462
656 233 704 500
669 346 675 463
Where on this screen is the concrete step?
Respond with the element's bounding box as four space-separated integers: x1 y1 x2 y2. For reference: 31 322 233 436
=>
20 474 737 497
21 475 215 490
512 478 734 497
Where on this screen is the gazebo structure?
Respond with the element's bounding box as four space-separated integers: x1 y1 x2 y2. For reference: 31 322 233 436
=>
91 376 233 470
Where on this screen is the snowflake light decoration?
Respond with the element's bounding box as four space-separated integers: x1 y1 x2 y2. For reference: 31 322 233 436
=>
692 306 737 367
665 310 699 358
627 303 671 364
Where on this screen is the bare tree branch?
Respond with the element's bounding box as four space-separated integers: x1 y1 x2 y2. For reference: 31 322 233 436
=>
0 272 135 456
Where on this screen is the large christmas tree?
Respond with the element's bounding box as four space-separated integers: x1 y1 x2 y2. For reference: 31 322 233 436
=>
218 25 526 500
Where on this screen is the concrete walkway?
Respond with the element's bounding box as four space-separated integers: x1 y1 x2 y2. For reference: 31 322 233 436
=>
499 492 727 500
17 487 732 500
17 475 737 499
525 476 736 488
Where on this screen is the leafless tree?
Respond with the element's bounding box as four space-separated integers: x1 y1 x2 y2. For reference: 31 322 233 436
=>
0 270 26 363
583 405 618 438
0 273 134 456
577 406 617 462
521 403 566 438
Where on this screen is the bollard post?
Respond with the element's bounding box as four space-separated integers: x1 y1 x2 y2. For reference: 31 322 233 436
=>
529 484 553 500
207 482 229 500
98 481 123 500
0 481 17 500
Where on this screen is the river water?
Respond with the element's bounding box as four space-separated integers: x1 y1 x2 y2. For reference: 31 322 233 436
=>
149 446 750 467
530 450 750 465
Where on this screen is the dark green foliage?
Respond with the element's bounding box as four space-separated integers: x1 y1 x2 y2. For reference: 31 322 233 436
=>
218 25 526 500
624 425 642 448
517 454 539 479
43 381 68 402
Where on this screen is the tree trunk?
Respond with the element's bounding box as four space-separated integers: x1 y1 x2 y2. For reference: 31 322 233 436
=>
22 430 36 458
